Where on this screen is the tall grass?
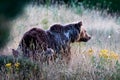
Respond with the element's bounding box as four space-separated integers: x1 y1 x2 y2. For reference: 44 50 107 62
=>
0 4 120 80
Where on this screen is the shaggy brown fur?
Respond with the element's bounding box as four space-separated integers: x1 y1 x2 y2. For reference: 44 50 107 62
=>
15 21 91 64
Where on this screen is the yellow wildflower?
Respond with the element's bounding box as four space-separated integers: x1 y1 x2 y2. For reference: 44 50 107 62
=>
109 51 119 60
88 48 94 56
99 49 109 58
5 63 12 68
14 63 20 68
100 49 108 54
99 52 109 58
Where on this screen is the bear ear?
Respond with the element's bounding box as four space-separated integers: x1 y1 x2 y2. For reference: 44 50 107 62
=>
78 21 82 26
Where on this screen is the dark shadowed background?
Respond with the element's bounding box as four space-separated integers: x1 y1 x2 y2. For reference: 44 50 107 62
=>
0 0 32 48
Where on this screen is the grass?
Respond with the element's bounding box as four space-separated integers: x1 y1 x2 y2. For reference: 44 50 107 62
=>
0 4 120 80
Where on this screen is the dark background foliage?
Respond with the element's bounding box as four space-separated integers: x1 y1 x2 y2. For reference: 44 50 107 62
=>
33 0 120 14
82 0 120 14
0 0 32 48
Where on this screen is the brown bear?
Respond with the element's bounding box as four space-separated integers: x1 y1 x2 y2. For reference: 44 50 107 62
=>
14 21 91 64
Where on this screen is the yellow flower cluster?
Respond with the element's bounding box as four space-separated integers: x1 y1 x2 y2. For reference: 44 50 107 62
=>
109 51 119 60
99 49 109 58
5 62 20 68
5 63 12 68
14 63 20 68
99 49 119 60
86 49 119 60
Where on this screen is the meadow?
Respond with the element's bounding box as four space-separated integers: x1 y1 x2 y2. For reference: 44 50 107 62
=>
0 4 120 80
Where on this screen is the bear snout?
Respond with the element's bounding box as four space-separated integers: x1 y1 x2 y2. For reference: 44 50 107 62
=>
79 35 91 42
88 36 91 40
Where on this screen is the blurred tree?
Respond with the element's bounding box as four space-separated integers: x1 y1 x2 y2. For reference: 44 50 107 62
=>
82 0 120 14
0 0 32 48
33 0 120 14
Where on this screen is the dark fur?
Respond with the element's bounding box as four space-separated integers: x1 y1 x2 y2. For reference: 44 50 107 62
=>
17 21 91 63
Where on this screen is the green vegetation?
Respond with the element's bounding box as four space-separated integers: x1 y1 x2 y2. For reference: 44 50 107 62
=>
33 0 120 14
82 0 120 15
